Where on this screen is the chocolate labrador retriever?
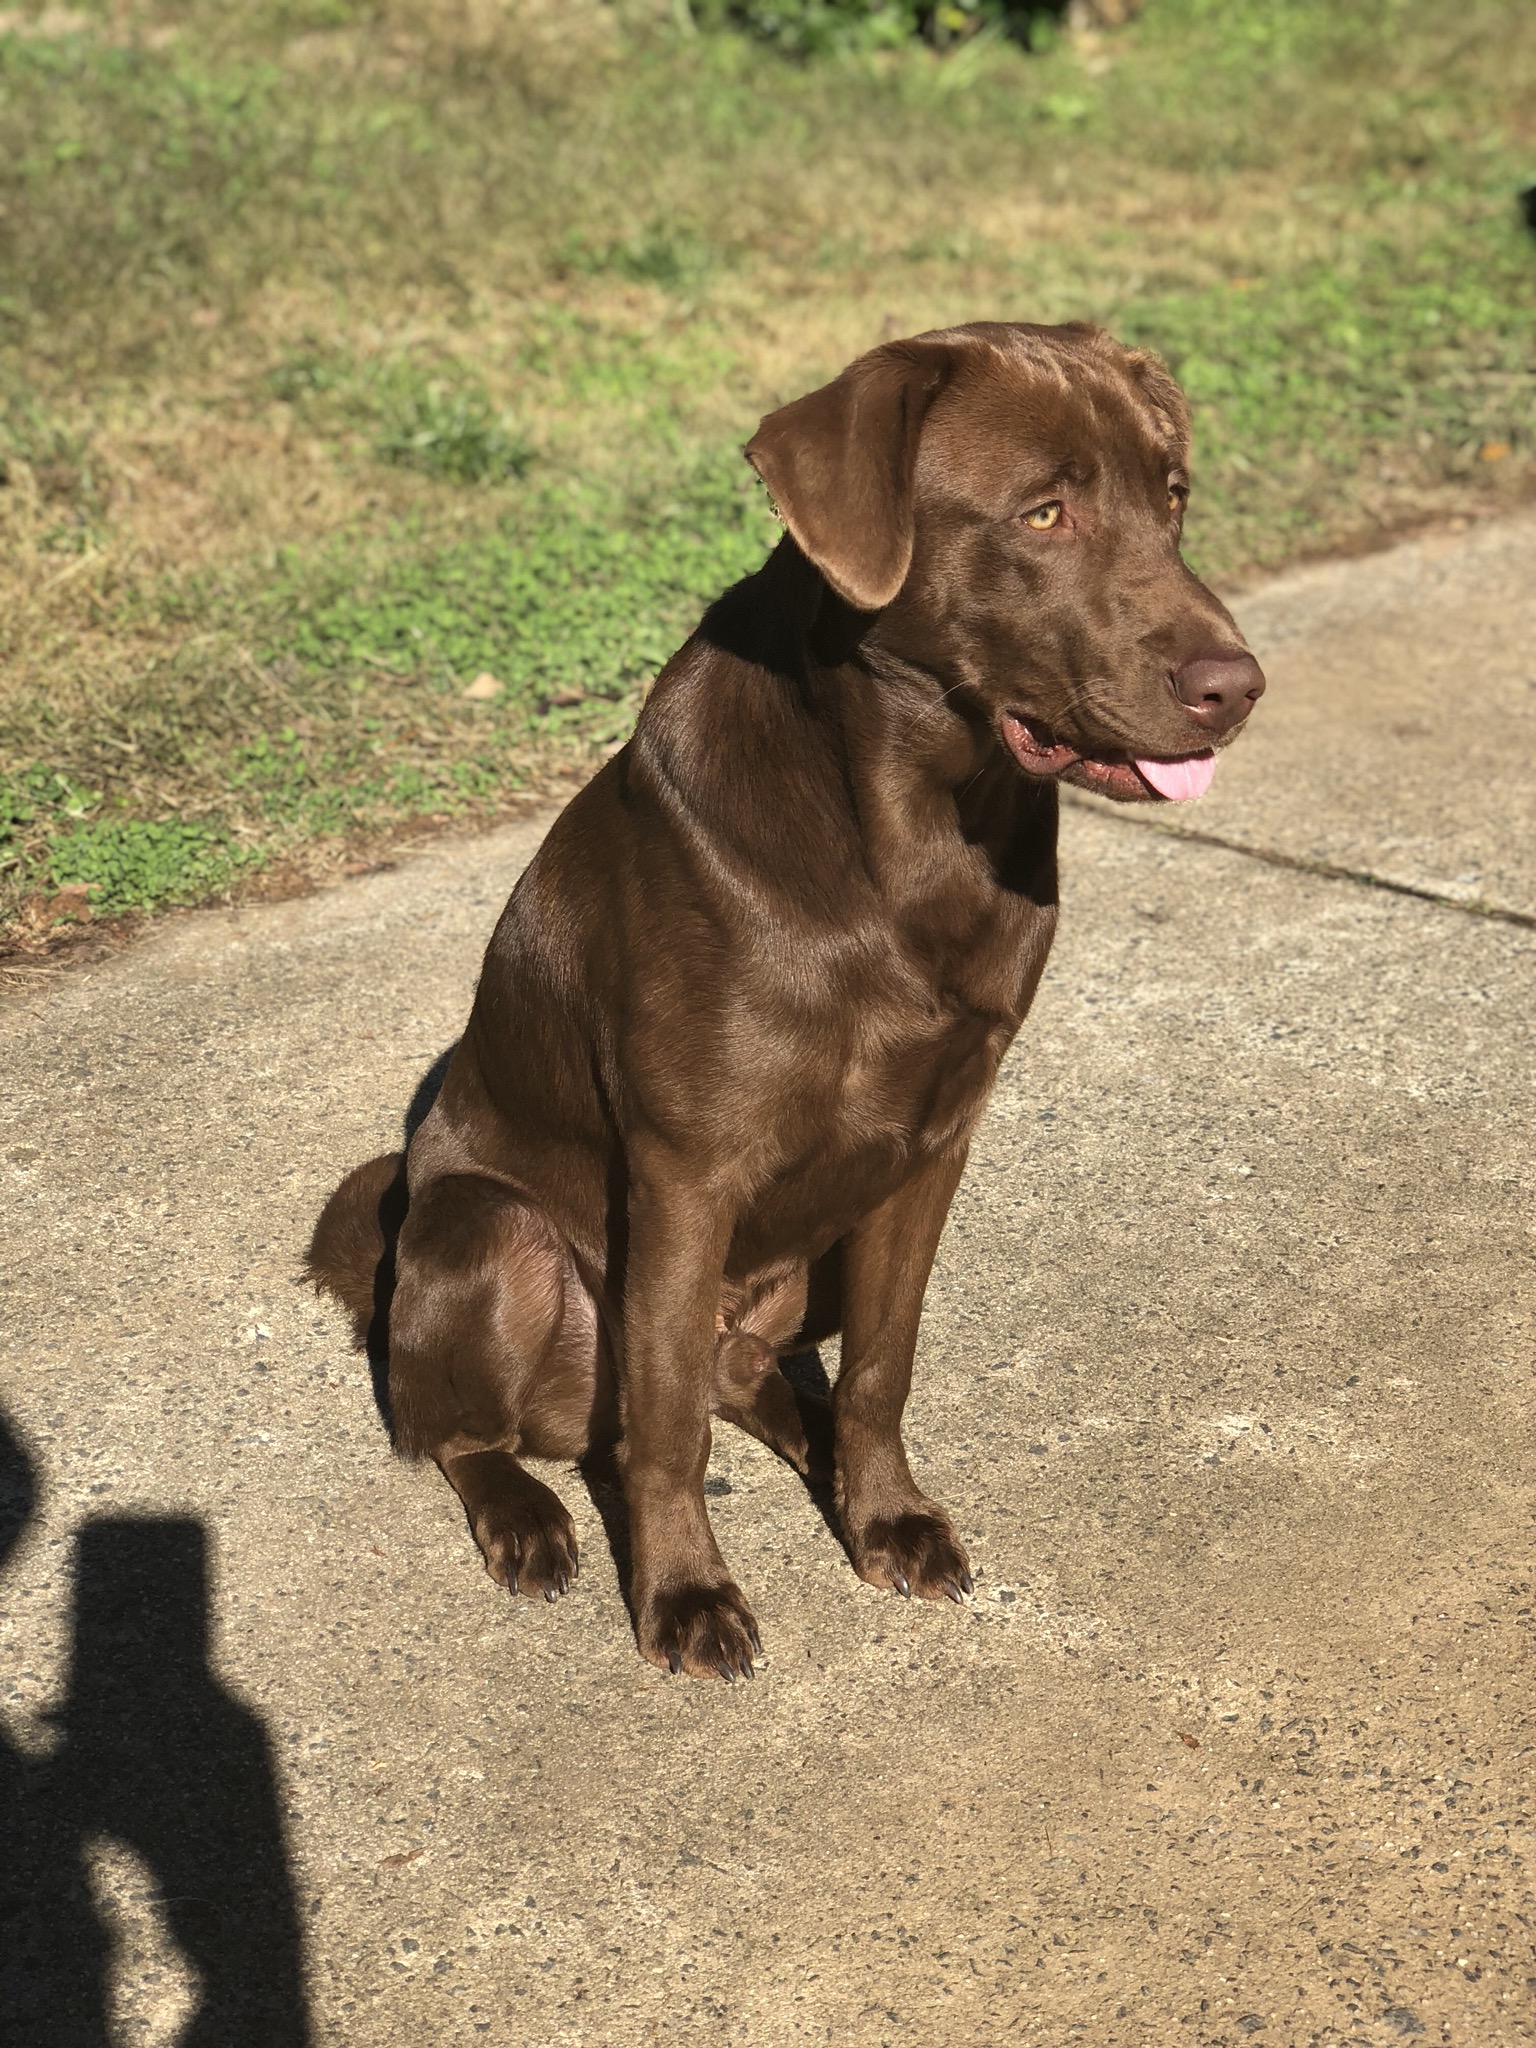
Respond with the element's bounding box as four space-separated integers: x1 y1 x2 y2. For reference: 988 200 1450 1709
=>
308 321 1264 1681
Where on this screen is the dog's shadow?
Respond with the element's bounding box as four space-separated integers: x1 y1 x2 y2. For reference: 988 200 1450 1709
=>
372 1046 849 1621
403 1044 457 1147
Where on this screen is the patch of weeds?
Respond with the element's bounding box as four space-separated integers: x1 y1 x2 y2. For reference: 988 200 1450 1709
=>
226 722 508 838
901 227 999 264
231 727 329 825
0 764 255 922
266 348 357 407
0 766 104 867
44 817 257 917
557 224 718 293
375 375 532 486
0 397 104 544
270 460 778 710
1109 212 1536 568
1039 89 1094 125
513 311 729 422
267 347 533 485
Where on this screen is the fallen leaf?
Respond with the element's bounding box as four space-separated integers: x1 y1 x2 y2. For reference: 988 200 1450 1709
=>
463 671 501 701
379 1847 426 1870
46 884 95 923
1176 1729 1201 1750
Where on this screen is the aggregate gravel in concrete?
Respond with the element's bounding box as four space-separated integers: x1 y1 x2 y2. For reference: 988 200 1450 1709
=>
1 516 1533 2047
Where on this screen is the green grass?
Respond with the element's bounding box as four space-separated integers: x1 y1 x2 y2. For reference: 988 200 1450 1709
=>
1 0 1533 946
265 344 535 480
46 818 258 917
272 468 775 705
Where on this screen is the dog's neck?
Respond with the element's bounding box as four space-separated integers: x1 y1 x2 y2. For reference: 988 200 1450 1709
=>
764 541 1058 918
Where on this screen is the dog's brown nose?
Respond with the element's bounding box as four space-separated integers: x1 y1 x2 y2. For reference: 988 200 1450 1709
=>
1172 651 1266 734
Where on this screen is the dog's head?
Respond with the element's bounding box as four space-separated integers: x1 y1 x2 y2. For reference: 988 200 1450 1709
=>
745 321 1263 803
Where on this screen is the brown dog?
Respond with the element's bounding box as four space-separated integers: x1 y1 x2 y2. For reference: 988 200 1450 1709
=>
308 321 1264 1681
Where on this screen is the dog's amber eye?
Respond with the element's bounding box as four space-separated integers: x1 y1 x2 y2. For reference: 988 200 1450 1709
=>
1023 501 1062 531
1168 483 1189 515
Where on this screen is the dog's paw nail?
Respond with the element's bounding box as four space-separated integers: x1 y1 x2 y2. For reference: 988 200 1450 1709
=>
892 1572 910 1598
741 1658 755 1679
748 1630 763 1657
959 1569 975 1597
668 1649 682 1676
717 1660 736 1683
946 1583 966 1605
545 1587 558 1603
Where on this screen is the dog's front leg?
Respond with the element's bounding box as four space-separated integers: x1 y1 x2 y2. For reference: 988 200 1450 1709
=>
835 1145 974 1604
620 1157 761 1680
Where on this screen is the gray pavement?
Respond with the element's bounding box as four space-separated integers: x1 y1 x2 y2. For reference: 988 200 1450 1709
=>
2 513 1533 2048
1164 514 1536 920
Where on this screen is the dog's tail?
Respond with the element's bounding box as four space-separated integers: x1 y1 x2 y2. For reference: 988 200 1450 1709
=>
305 1152 408 1350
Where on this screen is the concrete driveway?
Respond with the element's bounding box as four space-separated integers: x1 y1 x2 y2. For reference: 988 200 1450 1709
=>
2 514 1533 2047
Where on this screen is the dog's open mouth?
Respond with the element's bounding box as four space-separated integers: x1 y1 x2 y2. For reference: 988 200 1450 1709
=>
1001 713 1215 804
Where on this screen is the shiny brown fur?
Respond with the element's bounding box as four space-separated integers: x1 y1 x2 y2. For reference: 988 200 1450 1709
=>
308 321 1261 1680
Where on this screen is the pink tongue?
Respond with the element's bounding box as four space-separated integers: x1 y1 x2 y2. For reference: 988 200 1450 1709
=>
1134 751 1216 802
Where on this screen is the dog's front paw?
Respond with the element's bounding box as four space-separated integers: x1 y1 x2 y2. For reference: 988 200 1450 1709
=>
849 1506 973 1604
638 1580 762 1681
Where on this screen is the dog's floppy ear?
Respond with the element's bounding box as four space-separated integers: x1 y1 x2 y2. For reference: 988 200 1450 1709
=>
744 341 956 612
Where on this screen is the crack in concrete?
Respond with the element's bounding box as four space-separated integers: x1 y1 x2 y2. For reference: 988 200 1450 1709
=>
1063 791 1536 931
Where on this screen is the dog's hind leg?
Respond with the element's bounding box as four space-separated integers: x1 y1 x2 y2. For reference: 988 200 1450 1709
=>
436 1448 579 1600
387 1174 604 1601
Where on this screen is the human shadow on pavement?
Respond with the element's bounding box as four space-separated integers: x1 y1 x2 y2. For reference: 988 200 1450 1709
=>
0 1406 312 2047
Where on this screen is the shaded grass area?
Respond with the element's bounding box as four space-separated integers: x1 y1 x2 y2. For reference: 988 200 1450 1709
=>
2 0 1534 948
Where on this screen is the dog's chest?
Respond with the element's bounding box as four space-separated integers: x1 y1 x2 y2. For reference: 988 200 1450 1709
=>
729 996 1008 1270
837 991 1006 1144
754 946 1009 1163
739 885 1052 1246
